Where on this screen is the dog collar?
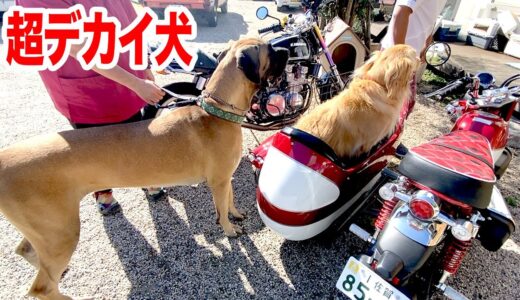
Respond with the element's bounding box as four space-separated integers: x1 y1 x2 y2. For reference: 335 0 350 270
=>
199 98 245 124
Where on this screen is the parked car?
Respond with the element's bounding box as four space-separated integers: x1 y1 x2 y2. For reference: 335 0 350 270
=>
275 0 301 12
143 0 227 27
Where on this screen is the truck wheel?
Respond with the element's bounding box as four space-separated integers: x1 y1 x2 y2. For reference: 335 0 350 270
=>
221 0 228 13
208 5 218 27
276 5 284 12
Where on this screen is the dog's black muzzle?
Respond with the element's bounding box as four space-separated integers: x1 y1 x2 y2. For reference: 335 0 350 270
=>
264 45 289 85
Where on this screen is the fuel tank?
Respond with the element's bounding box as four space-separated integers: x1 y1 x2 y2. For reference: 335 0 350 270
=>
452 110 509 161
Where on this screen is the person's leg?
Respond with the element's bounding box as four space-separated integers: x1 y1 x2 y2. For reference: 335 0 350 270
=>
70 111 143 215
142 187 166 201
93 190 122 215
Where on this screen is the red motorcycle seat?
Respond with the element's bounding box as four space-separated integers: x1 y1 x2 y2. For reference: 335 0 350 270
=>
398 131 496 209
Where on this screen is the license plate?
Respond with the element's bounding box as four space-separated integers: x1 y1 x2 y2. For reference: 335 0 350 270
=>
291 0 300 2
336 257 409 300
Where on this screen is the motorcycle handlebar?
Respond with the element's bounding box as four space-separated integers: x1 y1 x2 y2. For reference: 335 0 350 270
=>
258 24 282 34
423 77 469 99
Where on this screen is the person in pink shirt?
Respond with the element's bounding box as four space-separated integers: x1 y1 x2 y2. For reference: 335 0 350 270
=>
16 0 167 215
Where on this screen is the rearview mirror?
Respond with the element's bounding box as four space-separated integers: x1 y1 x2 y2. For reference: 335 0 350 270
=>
256 6 269 20
425 42 451 67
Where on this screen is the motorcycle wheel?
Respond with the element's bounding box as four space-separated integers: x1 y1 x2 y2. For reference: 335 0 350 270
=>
317 74 342 102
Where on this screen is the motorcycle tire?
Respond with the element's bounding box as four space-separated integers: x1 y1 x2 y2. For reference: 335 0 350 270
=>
207 5 218 27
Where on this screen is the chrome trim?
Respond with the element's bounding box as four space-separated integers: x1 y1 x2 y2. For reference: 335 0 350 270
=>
437 213 457 227
379 183 398 200
451 220 474 241
388 205 448 246
488 186 514 221
394 191 412 203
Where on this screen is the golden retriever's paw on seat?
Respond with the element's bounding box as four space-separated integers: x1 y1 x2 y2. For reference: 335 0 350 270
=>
294 44 419 159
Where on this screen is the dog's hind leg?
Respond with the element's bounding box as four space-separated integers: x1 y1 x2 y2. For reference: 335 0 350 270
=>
208 179 243 237
26 211 81 300
228 185 245 220
15 237 39 268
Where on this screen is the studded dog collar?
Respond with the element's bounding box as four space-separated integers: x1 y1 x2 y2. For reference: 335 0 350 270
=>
199 98 245 124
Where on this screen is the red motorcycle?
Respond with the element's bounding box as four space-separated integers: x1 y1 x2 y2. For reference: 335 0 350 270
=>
248 71 518 299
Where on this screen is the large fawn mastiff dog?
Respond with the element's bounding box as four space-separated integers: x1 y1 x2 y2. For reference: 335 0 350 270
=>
0 38 289 300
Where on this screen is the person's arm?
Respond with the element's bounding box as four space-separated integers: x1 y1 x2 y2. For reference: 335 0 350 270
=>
391 5 413 45
69 45 164 105
18 0 164 105
420 33 434 62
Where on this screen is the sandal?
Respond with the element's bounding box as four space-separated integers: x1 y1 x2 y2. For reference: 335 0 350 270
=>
143 187 166 202
94 191 121 216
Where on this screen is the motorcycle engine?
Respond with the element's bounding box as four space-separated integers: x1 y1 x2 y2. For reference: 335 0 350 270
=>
248 62 311 125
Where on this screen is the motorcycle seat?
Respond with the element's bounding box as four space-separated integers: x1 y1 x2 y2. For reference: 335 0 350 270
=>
281 127 371 169
398 130 496 209
165 49 217 74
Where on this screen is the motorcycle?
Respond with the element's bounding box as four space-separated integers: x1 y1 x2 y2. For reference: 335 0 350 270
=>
152 6 346 130
336 72 518 300
248 46 518 297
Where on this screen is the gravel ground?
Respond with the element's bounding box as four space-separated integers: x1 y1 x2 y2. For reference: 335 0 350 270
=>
1 1 519 299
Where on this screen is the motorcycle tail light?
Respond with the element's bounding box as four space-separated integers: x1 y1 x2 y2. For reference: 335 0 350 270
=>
409 190 439 221
266 94 286 117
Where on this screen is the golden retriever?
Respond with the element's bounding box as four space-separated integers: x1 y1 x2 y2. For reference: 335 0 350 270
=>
295 45 419 158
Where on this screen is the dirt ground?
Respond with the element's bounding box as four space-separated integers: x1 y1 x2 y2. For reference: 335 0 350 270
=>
0 1 519 299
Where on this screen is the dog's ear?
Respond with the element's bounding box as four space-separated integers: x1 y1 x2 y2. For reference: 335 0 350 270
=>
354 51 380 79
385 57 415 99
236 44 261 84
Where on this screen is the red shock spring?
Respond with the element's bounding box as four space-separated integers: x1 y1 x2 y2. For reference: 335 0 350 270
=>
442 238 472 274
374 197 399 230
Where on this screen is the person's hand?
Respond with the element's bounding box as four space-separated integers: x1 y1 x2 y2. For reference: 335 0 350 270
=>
133 79 165 105
144 68 155 81
420 48 427 63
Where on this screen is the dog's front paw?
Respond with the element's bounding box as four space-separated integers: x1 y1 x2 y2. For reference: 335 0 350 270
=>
231 209 246 220
223 223 243 237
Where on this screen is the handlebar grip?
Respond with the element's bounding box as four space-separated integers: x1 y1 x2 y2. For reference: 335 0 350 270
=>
258 24 277 34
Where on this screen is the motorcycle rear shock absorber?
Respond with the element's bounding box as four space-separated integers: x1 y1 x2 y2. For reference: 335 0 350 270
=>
442 237 472 274
374 197 399 231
